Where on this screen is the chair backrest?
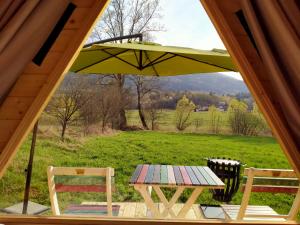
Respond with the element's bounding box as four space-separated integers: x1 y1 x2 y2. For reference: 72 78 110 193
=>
237 168 300 221
47 166 114 216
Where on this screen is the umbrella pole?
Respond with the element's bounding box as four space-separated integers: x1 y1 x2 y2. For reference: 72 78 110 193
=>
22 120 39 214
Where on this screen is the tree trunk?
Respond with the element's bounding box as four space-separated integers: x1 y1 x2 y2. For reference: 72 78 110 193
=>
61 121 67 141
137 87 149 130
116 74 127 130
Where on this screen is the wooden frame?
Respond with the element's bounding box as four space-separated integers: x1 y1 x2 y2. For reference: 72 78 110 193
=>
0 0 300 224
226 168 300 221
47 166 114 216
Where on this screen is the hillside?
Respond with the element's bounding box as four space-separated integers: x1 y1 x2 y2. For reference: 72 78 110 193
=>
157 73 248 94
66 72 249 94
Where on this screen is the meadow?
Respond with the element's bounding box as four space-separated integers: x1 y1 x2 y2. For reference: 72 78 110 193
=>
0 130 296 218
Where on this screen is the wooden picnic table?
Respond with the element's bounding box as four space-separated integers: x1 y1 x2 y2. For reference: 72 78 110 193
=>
130 165 225 219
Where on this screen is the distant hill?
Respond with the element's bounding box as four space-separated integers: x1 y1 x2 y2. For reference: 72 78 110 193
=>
156 73 249 94
65 72 249 95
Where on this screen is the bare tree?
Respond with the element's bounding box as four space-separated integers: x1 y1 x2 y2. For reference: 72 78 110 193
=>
48 77 89 141
89 0 163 130
129 75 159 129
144 95 163 130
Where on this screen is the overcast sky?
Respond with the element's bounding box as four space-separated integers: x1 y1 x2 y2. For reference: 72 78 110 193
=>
155 0 242 80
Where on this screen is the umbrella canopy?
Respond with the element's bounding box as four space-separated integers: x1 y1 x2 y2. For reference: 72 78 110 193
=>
71 42 237 76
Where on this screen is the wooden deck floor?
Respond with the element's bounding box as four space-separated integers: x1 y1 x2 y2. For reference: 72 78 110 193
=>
82 202 204 220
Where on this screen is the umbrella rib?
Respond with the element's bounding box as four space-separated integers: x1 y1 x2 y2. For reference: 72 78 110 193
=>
144 51 159 76
102 49 140 70
142 52 169 68
170 53 233 71
143 54 176 69
74 49 130 72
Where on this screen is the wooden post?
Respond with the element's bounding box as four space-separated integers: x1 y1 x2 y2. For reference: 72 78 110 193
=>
287 185 300 221
237 168 254 220
47 166 60 215
106 167 113 216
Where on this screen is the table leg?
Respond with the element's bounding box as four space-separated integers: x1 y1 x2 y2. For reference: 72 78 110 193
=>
177 187 203 218
153 186 185 218
134 185 160 218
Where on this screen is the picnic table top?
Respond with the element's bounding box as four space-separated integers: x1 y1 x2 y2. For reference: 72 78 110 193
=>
129 165 225 188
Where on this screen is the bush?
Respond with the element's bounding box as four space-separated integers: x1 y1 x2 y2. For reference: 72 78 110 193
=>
175 95 195 131
228 99 266 136
208 105 222 134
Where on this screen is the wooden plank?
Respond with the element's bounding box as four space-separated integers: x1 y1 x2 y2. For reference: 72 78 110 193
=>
144 165 155 184
136 165 149 184
179 166 192 186
122 202 136 218
65 8 90 29
23 52 62 74
152 165 161 184
0 120 20 142
242 185 299 194
129 165 143 184
185 166 200 185
196 166 216 186
167 165 176 185
52 167 111 176
135 202 147 218
173 166 184 185
50 29 77 52
72 0 96 7
55 184 107 192
47 166 60 215
244 168 297 178
0 97 35 120
191 166 208 185
160 165 168 184
245 177 299 186
202 166 224 186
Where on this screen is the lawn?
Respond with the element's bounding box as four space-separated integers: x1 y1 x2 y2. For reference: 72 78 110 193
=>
0 131 296 218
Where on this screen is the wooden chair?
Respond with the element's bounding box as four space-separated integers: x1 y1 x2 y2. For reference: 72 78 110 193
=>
47 166 119 216
221 168 300 221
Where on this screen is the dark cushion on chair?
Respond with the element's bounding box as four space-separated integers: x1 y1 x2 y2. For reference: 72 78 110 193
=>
64 204 120 216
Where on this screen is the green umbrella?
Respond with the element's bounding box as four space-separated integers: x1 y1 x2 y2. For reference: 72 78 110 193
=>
71 42 237 76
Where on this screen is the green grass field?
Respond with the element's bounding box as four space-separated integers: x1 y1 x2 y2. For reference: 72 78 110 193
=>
0 131 297 218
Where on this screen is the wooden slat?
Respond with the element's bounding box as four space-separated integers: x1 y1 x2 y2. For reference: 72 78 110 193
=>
55 184 107 192
185 166 200 185
52 167 111 176
23 52 62 74
152 165 161 184
160 165 168 184
191 166 208 185
173 166 184 185
179 166 192 186
50 29 77 52
129 165 143 184
244 168 297 178
0 120 20 142
72 0 96 7
65 8 90 29
0 97 35 120
245 177 299 186
167 165 176 185
203 166 224 186
241 185 299 194
136 165 149 184
196 166 216 186
144 165 155 184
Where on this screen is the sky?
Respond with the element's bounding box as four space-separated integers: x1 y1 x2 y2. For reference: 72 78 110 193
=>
155 0 242 80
